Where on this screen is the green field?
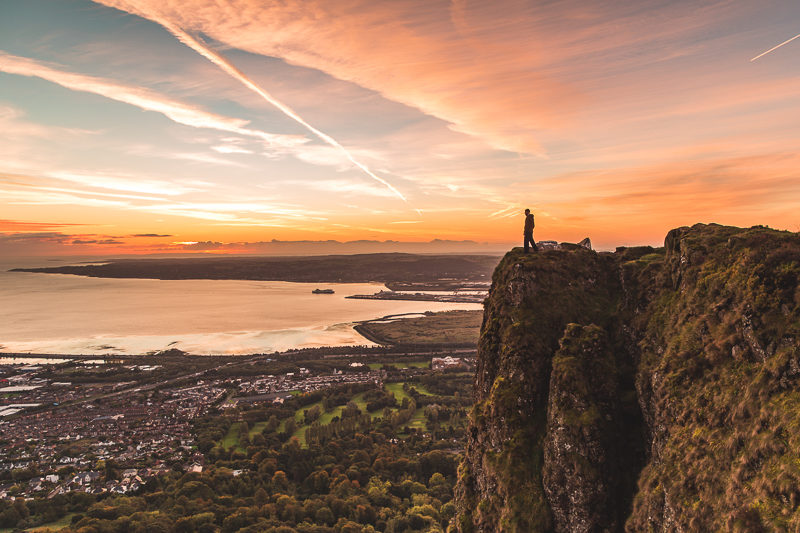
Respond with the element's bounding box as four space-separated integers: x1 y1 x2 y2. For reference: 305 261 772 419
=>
280 383 435 446
406 408 428 430
248 420 269 438
385 382 433 402
384 383 433 432
220 382 438 448
220 421 247 452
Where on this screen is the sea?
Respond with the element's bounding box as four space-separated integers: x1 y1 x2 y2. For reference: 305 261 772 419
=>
0 258 482 356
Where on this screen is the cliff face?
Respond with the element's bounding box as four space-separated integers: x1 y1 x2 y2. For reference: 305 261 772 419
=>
543 324 622 533
453 224 800 532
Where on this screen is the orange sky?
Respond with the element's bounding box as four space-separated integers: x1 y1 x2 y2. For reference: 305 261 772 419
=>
1 0 799 256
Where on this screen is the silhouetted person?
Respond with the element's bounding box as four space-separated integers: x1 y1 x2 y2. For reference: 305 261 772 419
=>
524 208 537 252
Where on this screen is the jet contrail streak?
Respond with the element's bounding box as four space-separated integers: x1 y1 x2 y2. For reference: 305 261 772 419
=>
750 32 800 62
142 10 407 203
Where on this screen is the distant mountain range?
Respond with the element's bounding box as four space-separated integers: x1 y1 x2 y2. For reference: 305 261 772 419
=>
173 238 513 255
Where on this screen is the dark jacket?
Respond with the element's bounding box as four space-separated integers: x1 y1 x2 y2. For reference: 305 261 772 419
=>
524 213 535 233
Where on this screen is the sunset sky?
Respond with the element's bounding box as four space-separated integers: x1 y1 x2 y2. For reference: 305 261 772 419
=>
1 0 799 255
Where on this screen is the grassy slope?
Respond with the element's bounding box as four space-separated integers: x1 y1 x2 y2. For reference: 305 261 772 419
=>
627 224 800 531
455 223 800 532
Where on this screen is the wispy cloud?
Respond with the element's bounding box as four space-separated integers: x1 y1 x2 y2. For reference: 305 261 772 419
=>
0 232 73 244
47 170 198 196
0 171 311 227
0 219 85 232
94 4 408 203
92 0 757 157
211 144 253 154
0 50 307 151
169 152 249 167
274 177 399 198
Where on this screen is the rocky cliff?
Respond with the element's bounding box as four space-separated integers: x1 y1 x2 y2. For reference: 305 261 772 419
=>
453 224 800 532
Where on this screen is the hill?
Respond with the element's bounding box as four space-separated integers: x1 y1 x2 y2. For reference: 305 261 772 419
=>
11 253 498 286
453 223 800 532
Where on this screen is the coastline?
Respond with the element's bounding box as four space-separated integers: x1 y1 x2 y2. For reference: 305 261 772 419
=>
1 309 483 359
0 272 481 355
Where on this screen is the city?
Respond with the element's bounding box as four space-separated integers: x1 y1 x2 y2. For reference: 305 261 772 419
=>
0 349 474 508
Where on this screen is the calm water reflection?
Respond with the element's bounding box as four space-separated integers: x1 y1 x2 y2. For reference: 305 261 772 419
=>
0 259 481 355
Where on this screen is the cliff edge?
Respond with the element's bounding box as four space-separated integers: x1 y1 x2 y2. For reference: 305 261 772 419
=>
453 223 800 532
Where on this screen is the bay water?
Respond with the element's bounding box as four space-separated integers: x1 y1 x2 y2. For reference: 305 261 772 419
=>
0 258 482 355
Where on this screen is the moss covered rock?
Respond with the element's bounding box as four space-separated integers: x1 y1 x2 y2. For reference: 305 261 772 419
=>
543 324 621 533
453 224 800 532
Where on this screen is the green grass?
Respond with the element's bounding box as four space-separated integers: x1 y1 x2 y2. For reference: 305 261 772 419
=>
407 408 428 429
386 382 433 402
287 400 323 445
220 421 246 452
248 421 268 438
287 384 437 446
318 406 344 425
293 400 324 424
384 382 409 401
290 425 307 445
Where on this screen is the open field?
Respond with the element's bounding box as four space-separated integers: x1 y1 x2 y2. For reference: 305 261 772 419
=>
356 309 482 346
266 382 438 446
385 382 433 401
220 421 247 452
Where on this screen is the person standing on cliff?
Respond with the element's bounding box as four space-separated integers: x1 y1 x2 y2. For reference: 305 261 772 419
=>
524 208 538 252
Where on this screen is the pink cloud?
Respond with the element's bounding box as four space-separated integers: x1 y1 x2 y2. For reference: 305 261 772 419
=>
92 0 764 156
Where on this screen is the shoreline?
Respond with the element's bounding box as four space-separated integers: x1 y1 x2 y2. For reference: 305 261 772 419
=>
0 310 483 359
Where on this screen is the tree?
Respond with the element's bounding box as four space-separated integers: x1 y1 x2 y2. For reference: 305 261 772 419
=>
284 418 297 438
304 405 322 425
271 470 289 492
315 506 335 526
254 487 268 507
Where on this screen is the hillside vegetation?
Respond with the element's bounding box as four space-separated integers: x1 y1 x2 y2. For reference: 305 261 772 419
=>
454 224 800 532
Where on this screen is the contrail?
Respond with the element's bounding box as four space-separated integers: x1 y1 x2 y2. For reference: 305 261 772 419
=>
138 9 407 203
751 32 800 62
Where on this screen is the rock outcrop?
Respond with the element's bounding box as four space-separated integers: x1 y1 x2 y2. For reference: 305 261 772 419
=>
453 224 800 532
543 324 620 533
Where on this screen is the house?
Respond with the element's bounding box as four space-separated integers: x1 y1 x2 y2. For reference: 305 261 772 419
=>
431 356 468 370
